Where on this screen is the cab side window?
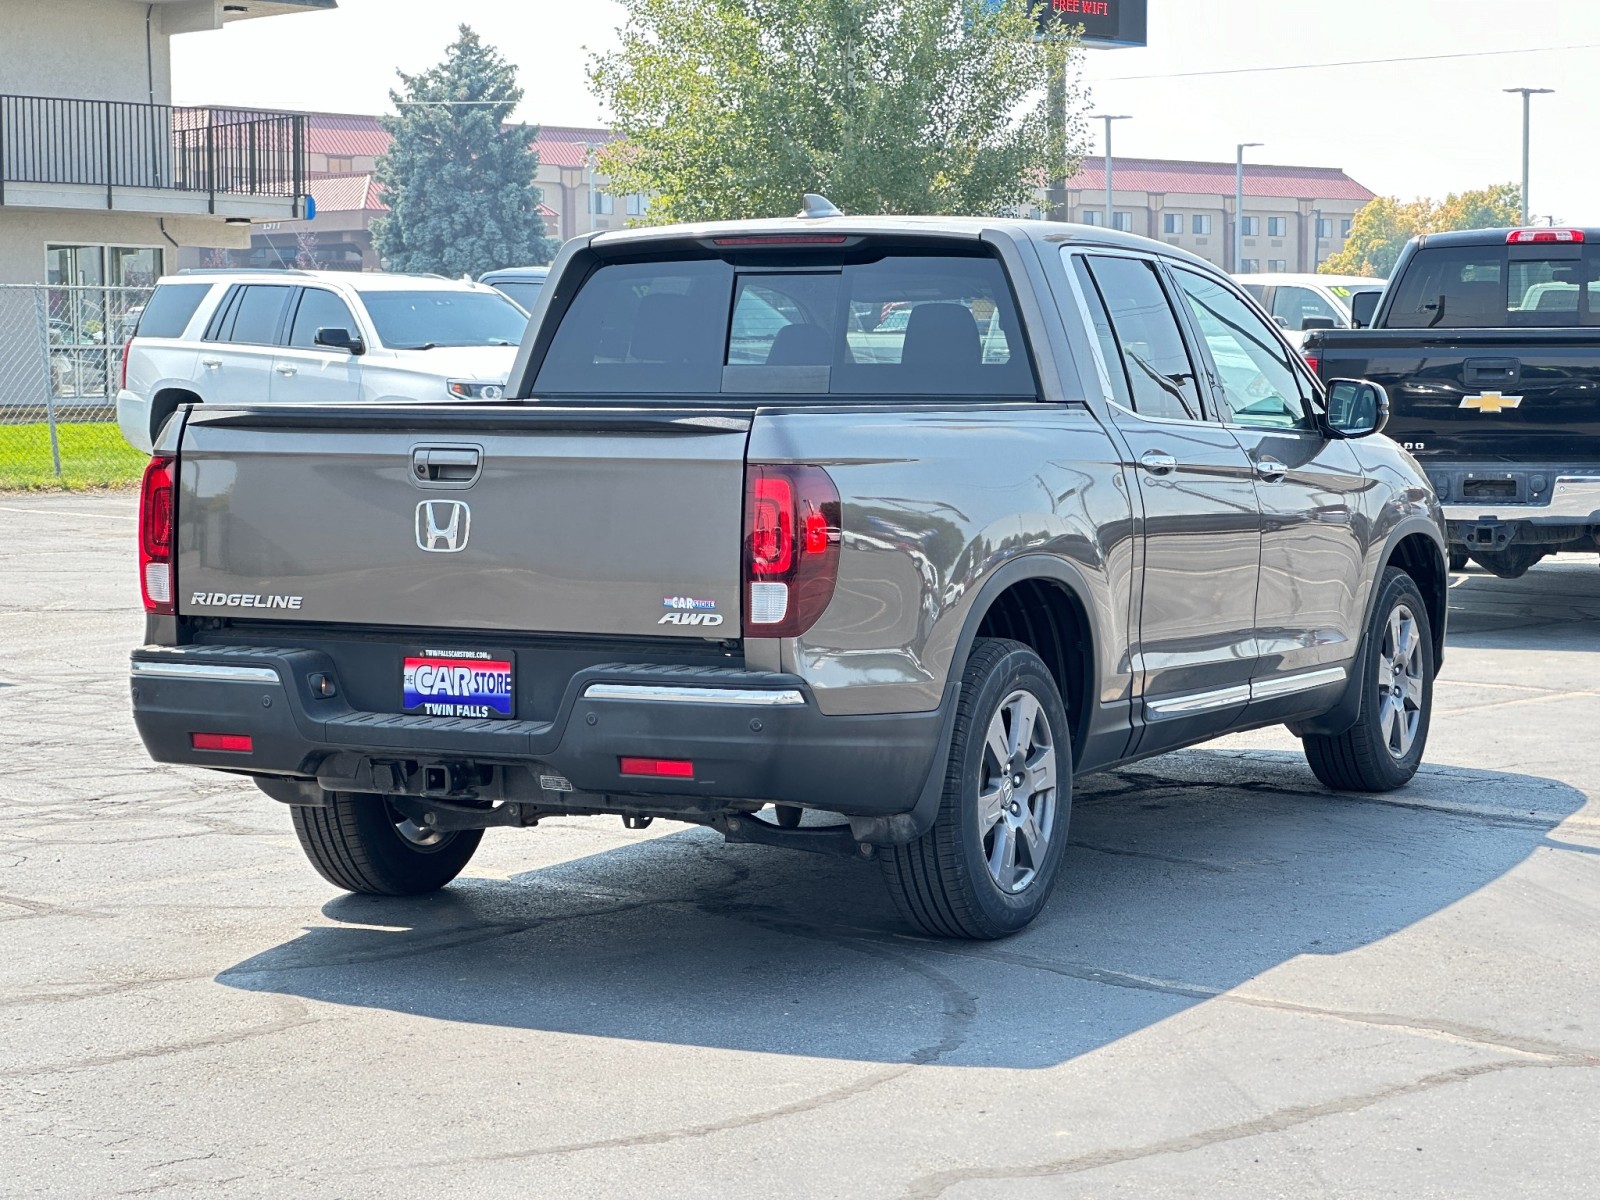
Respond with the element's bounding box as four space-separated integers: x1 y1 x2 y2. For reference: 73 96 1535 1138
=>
1078 254 1204 421
289 289 360 348
1174 268 1317 432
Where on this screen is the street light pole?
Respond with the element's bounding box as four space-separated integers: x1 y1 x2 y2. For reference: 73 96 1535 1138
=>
1504 87 1553 226
1089 114 1131 228
1235 142 1263 274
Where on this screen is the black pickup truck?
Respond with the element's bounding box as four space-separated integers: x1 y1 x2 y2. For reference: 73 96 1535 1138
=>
1306 227 1600 577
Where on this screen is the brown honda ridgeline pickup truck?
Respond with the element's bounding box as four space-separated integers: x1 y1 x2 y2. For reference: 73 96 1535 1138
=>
129 210 1446 939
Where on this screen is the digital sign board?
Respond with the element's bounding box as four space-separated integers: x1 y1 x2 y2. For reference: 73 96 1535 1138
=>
1036 0 1148 49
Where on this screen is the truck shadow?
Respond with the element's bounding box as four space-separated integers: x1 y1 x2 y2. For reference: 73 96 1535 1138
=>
217 751 1583 1070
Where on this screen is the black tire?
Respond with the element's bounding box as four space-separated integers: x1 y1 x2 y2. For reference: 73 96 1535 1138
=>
1448 549 1468 573
881 639 1072 940
290 793 482 896
1302 568 1435 792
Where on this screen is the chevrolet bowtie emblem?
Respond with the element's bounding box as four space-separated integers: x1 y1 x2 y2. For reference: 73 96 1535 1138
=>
1460 391 1524 414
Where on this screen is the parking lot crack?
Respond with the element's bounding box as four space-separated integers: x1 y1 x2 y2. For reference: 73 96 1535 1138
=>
898 1058 1588 1199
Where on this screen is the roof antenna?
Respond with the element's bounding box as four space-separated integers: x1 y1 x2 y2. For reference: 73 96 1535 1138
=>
798 193 843 219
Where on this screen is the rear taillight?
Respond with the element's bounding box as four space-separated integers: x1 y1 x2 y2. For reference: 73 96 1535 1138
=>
1508 228 1584 244
120 338 133 392
139 456 175 615
743 464 841 638
1303 353 1320 376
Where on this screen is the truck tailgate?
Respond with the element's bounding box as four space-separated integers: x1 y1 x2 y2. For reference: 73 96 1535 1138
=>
1314 329 1600 461
175 405 750 638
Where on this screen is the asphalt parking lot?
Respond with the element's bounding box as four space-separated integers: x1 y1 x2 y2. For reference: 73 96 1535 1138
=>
3 492 1598 1199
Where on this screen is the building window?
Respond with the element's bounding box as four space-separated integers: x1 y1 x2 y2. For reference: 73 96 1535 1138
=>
1341 219 1353 238
1163 212 1183 235
625 193 645 216
326 156 353 174
1317 218 1334 238
1240 216 1260 237
43 243 162 401
1268 259 1287 272
1240 259 1261 273
1080 210 1105 226
590 190 615 216
1267 217 1286 237
1112 211 1133 232
1192 214 1211 235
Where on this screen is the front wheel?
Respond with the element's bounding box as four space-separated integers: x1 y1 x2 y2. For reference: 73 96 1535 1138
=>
290 793 482 895
1302 568 1435 792
881 639 1072 940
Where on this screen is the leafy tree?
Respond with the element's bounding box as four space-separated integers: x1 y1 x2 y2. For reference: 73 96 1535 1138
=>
1431 182 1522 233
375 26 558 274
1323 184 1522 278
589 0 1085 223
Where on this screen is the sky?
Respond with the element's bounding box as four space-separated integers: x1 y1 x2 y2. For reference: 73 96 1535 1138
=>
172 0 1600 222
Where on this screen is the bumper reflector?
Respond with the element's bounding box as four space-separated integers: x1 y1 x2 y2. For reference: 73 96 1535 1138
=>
192 733 253 753
619 757 695 779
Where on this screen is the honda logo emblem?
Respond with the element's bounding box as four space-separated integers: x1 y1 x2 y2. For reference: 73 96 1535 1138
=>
416 500 470 553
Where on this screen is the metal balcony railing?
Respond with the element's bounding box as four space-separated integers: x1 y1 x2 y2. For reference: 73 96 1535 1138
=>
0 95 306 210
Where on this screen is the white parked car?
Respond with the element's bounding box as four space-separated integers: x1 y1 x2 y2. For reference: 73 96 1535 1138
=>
117 270 529 453
1236 273 1387 348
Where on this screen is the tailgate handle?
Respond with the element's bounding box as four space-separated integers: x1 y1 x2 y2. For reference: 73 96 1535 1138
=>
1464 358 1520 386
412 446 482 485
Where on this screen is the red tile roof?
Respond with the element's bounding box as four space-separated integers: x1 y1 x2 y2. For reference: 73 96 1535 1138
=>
309 173 386 214
304 112 392 158
1065 157 1375 202
531 125 620 168
300 112 617 170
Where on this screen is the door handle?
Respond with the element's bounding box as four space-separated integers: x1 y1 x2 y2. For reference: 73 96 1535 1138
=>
276 365 298 377
201 358 222 370
1255 459 1288 482
1137 452 1177 476
412 445 482 485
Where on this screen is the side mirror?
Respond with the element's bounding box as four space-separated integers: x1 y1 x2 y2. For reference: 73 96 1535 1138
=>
1273 314 1291 329
1300 316 1337 332
1349 291 1381 329
315 326 365 355
1324 379 1390 439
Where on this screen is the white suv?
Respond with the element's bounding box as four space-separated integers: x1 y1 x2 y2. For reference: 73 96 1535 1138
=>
117 270 529 453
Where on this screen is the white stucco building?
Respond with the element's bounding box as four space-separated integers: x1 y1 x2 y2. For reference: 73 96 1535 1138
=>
0 0 331 287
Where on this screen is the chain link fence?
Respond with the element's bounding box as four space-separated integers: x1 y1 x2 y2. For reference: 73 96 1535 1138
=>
0 284 152 488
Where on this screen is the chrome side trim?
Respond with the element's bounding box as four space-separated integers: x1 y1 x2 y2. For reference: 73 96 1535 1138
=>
131 661 281 684
1146 666 1348 718
1146 684 1251 717
583 684 807 707
1443 478 1600 524
1250 666 1348 701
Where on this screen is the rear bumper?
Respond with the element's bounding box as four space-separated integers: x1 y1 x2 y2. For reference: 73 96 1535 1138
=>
129 646 947 822
116 390 153 455
1435 472 1600 526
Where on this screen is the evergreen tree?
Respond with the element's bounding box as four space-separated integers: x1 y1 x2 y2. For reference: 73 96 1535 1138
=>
375 27 558 275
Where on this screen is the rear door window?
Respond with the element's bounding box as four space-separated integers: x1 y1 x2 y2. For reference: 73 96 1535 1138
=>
532 252 1034 398
1078 255 1204 421
212 285 293 345
134 283 210 339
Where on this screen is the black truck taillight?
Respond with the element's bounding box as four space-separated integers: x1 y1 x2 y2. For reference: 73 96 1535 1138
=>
743 464 840 638
139 456 175 615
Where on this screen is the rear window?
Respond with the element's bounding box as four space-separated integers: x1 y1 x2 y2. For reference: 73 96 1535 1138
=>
135 283 209 339
1386 245 1600 328
533 252 1035 398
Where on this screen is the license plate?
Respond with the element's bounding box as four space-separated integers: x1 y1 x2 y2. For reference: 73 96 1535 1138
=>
402 648 515 719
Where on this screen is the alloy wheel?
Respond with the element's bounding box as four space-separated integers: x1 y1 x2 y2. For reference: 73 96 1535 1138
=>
978 689 1058 894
